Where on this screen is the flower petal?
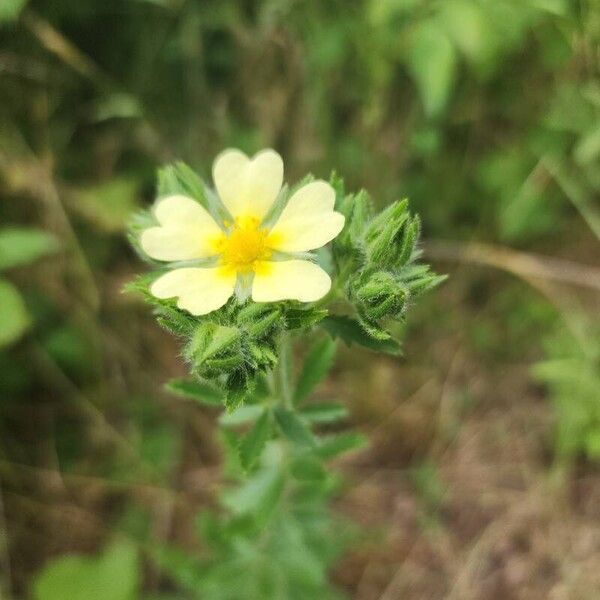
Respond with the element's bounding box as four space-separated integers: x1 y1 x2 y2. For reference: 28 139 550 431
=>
150 267 235 315
267 180 344 252
251 260 331 303
213 149 283 221
141 195 223 261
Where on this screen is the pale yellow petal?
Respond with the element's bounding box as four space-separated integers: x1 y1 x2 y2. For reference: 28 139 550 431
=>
267 180 344 252
251 260 331 303
212 148 283 220
150 267 235 315
141 195 223 261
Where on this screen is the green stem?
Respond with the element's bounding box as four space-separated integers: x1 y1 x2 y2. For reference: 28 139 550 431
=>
277 331 293 409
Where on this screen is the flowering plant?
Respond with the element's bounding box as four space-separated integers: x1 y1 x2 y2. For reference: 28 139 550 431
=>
128 149 444 598
130 149 443 408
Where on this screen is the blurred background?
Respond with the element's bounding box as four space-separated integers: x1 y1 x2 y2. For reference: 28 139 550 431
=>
1 0 600 598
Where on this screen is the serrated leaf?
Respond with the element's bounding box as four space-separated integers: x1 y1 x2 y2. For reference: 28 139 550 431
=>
285 306 328 329
294 337 337 404
316 432 368 460
321 315 401 355
222 464 284 517
238 409 271 471
219 404 264 427
273 406 315 447
0 278 30 348
299 402 348 424
0 228 59 271
164 378 223 406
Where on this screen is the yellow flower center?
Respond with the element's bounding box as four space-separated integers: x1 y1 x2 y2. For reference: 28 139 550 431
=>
214 216 272 273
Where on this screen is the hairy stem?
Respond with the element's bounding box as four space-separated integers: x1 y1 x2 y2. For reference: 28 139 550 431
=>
277 331 293 409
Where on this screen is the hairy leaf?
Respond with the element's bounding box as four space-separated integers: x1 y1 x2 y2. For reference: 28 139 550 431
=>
274 406 315 447
294 337 337 404
238 409 271 471
322 315 401 355
165 378 223 406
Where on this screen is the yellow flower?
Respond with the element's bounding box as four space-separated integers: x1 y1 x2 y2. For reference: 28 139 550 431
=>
141 149 345 315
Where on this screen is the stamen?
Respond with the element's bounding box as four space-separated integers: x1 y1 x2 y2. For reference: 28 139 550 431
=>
217 216 271 273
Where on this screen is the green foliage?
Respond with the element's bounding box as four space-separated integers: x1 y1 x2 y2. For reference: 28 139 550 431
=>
3 0 596 597
70 178 141 233
322 315 402 355
294 337 337 404
0 228 59 271
33 541 139 600
300 402 348 424
0 277 30 348
408 21 458 118
164 377 224 406
333 185 445 346
0 0 26 23
0 227 59 348
274 406 316 447
238 407 272 471
533 321 600 462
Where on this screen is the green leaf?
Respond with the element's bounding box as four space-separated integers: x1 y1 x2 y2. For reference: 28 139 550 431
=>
219 404 264 427
70 178 140 233
33 540 139 600
222 464 284 517
285 306 328 329
585 431 600 460
575 122 600 165
322 315 401 355
0 228 59 271
0 278 30 348
164 378 223 406
0 0 26 23
438 0 497 75
407 20 457 117
273 406 315 447
300 402 348 424
294 337 337 404
316 432 368 460
186 323 241 364
290 456 327 481
238 409 271 471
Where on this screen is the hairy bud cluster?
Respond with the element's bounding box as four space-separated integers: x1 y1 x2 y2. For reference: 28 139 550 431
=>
184 307 279 407
364 200 421 270
128 271 326 408
333 186 444 342
349 268 408 322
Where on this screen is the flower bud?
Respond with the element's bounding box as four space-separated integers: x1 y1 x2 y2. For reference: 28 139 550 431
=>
349 269 408 322
185 322 244 375
333 190 371 260
237 303 281 338
364 200 420 270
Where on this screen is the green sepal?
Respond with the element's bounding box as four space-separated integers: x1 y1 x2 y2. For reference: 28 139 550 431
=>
284 305 328 330
185 322 242 367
